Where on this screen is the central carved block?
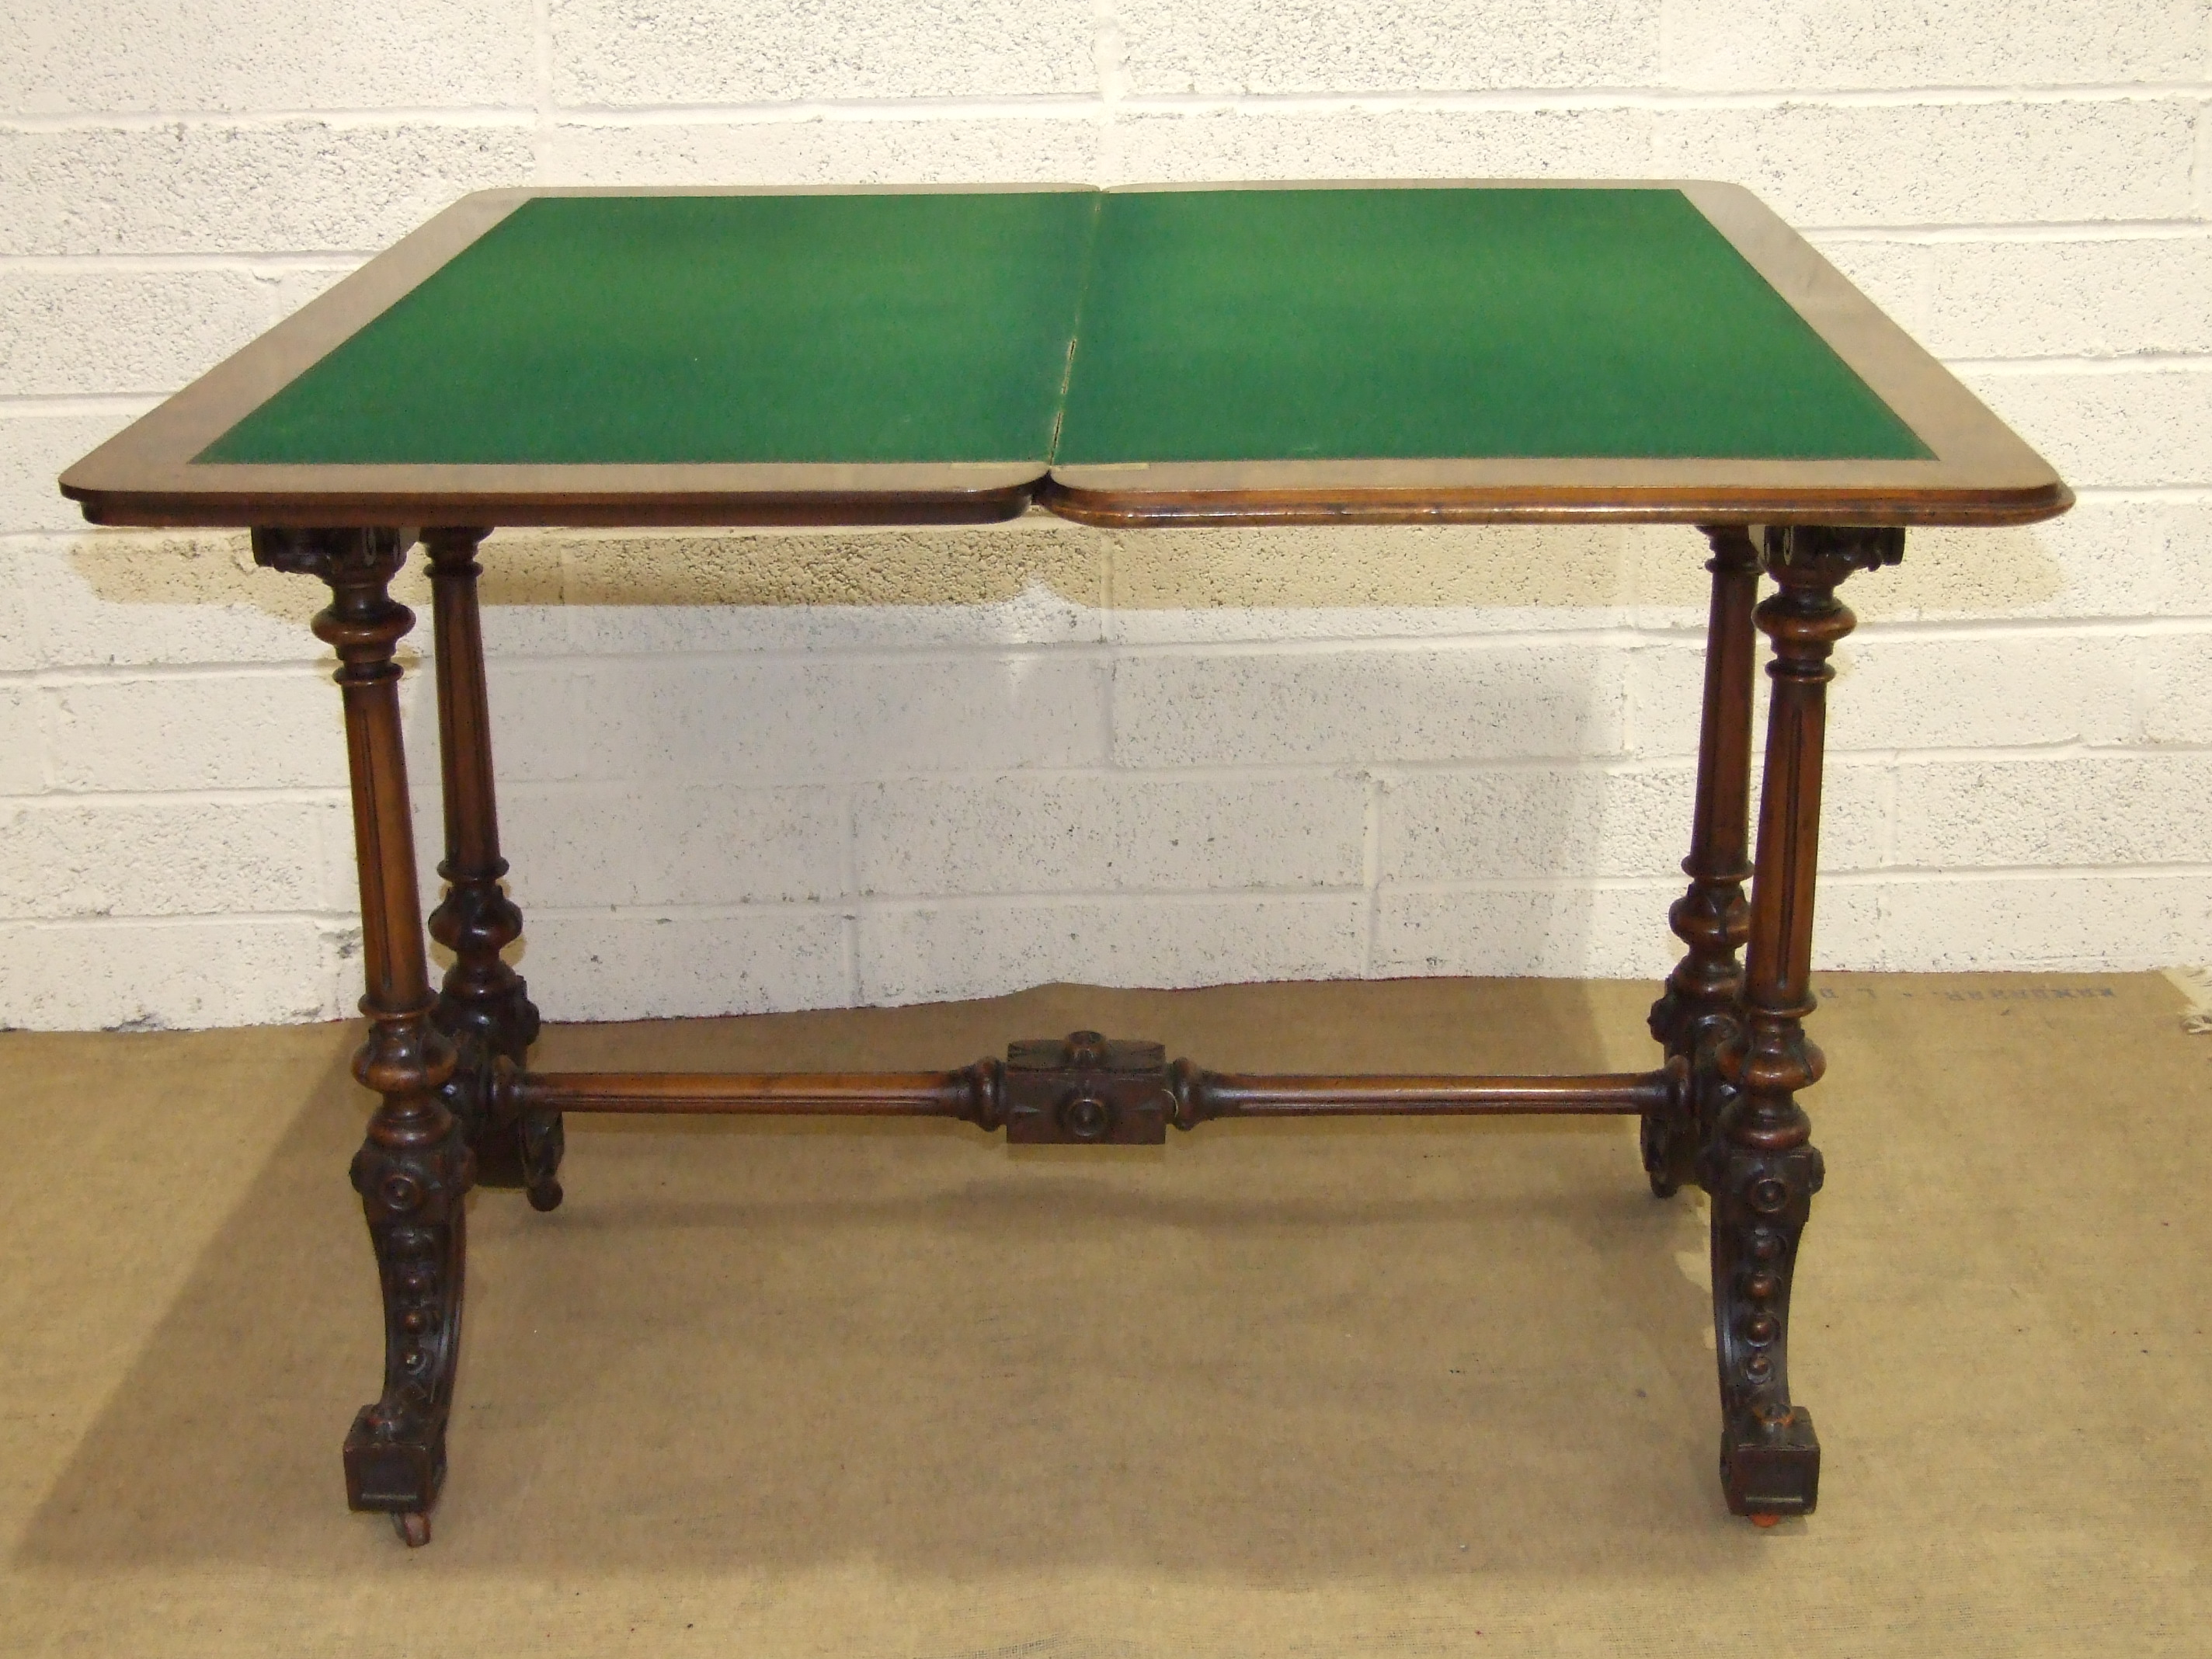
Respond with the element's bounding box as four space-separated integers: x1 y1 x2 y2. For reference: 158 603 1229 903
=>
1003 1030 1173 1144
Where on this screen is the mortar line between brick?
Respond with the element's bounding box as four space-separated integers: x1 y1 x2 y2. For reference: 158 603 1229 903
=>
11 739 2210 805
1 909 366 930
1958 352 2212 374
0 252 368 273
0 786 350 808
26 856 2212 933
1108 85 2212 112
1359 773 1382 976
537 890 1374 918
0 107 541 132
1810 221 2212 241
360 861 2212 920
1380 864 2212 893
0 393 158 416
9 82 2205 135
1877 765 1900 869
534 95 1112 123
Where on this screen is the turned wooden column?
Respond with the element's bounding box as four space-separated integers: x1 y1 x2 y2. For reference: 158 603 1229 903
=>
423 527 558 1209
1706 522 1902 1522
254 527 471 1549
1643 524 1762 1195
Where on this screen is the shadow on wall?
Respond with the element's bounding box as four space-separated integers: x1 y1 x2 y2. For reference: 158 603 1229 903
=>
61 513 2071 617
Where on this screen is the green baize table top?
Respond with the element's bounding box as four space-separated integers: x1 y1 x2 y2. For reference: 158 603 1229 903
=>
199 187 1931 470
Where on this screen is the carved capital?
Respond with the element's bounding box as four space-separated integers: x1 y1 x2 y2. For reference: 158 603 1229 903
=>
254 528 423 681
252 526 417 584
1762 523 1904 584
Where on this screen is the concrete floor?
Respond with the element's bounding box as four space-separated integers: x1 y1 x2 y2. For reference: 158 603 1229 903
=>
2 972 2206 1657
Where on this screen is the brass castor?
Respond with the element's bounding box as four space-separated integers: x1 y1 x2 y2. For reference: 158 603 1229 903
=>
392 1510 432 1547
1748 1514 1780 1529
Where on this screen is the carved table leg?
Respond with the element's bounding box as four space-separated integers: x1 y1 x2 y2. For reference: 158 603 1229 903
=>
423 527 560 1210
1706 523 1902 1522
1645 525 1762 1196
255 527 471 1546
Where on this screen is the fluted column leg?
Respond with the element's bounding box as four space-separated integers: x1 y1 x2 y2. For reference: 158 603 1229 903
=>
423 527 559 1210
1644 524 1762 1196
255 527 471 1549
1706 523 1902 1522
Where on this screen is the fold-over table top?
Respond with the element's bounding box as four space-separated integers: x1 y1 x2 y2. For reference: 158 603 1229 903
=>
60 182 2070 530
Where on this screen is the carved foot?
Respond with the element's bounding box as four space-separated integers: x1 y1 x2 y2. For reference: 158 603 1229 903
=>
343 1122 471 1523
1706 1133 1824 1520
1723 1407 1821 1522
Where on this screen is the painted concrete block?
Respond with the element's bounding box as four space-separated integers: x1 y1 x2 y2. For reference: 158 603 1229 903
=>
1102 522 1645 642
1662 0 2209 91
857 894 1368 1003
3 0 534 113
1651 99 2196 224
1804 235 1929 335
1627 632 2140 757
2154 506 2212 618
0 121 532 256
854 771 1369 895
1117 0 1660 94
454 658 590 785
1828 634 2141 751
565 653 1111 784
1892 753 2212 867
1922 234 2212 360
0 795 334 920
25 534 330 666
1380 759 1888 882
0 547 32 672
1 410 155 536
1869 503 2177 624
1110 107 1657 184
550 0 1095 103
0 686 43 795
522 906 849 1021
2142 632 2212 743
1112 642 1630 768
0 916 346 1029
42 668 353 791
544 523 1109 653
0 269 296 398
1814 873 2212 971
1371 882 1681 979
499 782 847 906
544 117 1105 187
1965 366 2212 489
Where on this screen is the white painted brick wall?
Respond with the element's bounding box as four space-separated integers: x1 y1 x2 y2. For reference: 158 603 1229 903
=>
2 2 2207 1029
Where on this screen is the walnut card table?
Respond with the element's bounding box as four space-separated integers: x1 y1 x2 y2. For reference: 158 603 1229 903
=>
59 181 2070 1546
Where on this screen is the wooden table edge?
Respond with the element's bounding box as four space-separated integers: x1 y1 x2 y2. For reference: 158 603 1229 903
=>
1035 475 2074 529
55 475 1049 530
53 177 2071 532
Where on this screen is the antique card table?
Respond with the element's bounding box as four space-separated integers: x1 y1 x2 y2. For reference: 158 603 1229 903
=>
59 182 2070 1546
